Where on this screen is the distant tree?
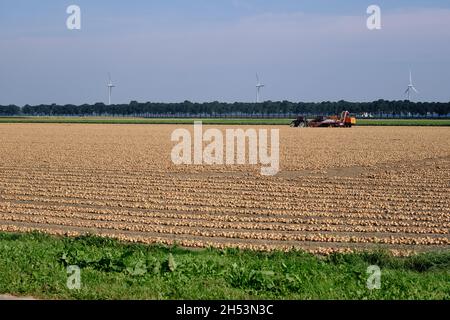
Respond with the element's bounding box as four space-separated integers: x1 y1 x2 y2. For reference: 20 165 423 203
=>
3 100 449 118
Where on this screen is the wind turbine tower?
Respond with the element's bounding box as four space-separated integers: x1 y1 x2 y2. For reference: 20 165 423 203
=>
107 73 115 106
256 73 265 103
405 70 418 101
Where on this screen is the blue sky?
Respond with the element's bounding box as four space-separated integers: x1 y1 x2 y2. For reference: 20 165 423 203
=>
1 0 450 105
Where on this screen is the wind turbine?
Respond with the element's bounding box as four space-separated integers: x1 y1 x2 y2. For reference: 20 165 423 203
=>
405 70 418 101
255 73 265 103
107 73 115 106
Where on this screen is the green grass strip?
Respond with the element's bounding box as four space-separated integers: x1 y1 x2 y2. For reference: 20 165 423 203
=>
0 117 449 126
0 232 448 300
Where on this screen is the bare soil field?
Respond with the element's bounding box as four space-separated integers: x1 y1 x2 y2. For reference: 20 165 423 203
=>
0 124 448 255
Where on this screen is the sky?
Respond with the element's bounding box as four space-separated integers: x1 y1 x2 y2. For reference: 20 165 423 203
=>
0 0 450 105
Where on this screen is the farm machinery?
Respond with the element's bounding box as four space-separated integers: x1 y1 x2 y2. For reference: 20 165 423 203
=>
290 111 356 128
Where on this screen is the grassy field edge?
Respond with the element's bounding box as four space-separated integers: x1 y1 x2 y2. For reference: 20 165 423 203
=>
0 117 449 126
0 231 448 300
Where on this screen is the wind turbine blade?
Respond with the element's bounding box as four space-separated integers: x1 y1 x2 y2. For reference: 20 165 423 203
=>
409 70 412 84
412 86 418 93
404 88 409 94
256 73 259 84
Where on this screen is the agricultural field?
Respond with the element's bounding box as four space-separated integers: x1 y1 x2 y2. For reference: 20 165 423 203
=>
0 124 449 255
0 117 449 126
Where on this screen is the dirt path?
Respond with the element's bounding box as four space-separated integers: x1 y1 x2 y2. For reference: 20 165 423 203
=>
0 294 36 300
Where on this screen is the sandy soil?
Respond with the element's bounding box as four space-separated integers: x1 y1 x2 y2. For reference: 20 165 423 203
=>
0 124 448 254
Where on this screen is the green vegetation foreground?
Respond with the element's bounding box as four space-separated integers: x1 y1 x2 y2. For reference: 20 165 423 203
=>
0 117 449 126
0 232 448 300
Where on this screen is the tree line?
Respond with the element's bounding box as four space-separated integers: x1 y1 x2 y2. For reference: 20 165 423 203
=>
0 100 449 117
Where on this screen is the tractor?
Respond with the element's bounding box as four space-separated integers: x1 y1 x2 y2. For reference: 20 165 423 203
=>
290 111 356 128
